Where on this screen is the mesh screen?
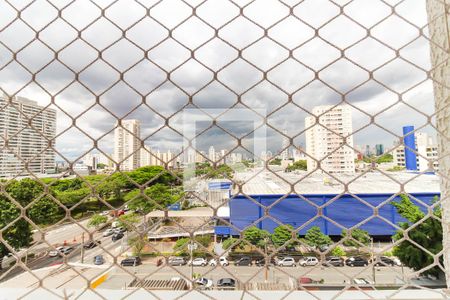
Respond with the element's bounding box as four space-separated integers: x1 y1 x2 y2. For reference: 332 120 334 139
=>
0 0 449 299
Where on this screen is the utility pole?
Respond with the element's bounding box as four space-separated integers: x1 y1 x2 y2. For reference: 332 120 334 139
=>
81 232 85 263
264 237 268 282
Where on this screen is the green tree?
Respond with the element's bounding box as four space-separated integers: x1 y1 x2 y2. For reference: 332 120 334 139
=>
391 194 443 277
6 179 44 206
118 212 140 230
304 226 332 248
127 184 184 213
222 237 244 251
87 214 108 229
243 226 270 249
341 229 371 247
285 160 307 172
0 196 32 270
271 225 295 248
269 158 282 165
331 246 346 257
173 237 190 252
28 197 60 225
128 235 147 256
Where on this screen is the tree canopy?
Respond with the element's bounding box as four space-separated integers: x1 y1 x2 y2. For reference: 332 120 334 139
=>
243 226 270 249
0 196 32 267
391 194 443 277
87 214 108 228
304 226 332 248
271 224 295 248
341 228 371 247
285 160 307 172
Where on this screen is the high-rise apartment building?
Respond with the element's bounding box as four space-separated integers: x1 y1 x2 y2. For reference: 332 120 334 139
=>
0 95 56 177
208 146 215 163
393 130 439 172
305 105 355 174
113 119 140 171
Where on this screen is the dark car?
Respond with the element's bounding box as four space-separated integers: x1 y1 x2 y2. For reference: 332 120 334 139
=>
120 256 141 266
373 256 395 266
234 256 252 266
217 278 236 289
322 256 344 267
112 232 124 242
83 240 101 249
345 257 369 267
93 255 104 265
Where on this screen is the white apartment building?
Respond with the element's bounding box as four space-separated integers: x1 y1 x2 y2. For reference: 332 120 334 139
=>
305 105 355 174
393 132 439 172
140 146 175 168
113 119 140 171
208 146 215 163
0 95 56 177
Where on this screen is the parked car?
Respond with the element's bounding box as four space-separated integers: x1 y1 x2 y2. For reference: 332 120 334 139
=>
276 256 296 267
114 227 126 234
194 277 213 290
353 278 373 285
111 221 120 228
209 257 229 267
120 256 141 267
103 228 115 237
188 258 207 266
299 256 319 267
112 233 124 242
93 255 104 265
168 257 186 266
61 246 74 255
216 278 236 289
48 246 65 257
372 256 396 266
322 256 344 267
345 257 369 267
100 210 110 216
83 240 101 249
299 277 323 284
109 210 125 217
234 256 252 266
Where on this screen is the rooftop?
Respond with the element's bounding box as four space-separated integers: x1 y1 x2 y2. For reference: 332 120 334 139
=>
234 168 441 195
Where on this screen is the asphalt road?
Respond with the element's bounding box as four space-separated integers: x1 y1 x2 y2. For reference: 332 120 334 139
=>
100 264 412 289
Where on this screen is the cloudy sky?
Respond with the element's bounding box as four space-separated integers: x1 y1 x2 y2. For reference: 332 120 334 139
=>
0 0 437 162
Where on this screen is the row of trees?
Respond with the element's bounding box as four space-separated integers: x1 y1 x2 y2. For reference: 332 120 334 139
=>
223 225 371 252
0 166 181 263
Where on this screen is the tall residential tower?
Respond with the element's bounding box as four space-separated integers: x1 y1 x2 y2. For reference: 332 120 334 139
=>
113 119 141 171
0 95 56 177
305 105 355 174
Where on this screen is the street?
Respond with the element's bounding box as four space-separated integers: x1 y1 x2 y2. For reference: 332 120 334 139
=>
100 264 412 289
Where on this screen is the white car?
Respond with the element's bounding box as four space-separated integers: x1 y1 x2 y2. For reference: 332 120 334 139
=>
194 277 213 289
299 256 319 267
48 246 65 257
188 258 208 266
103 228 115 237
276 256 296 267
209 257 229 267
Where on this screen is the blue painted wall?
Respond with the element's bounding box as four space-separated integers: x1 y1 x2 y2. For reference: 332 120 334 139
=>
227 193 440 236
403 125 418 171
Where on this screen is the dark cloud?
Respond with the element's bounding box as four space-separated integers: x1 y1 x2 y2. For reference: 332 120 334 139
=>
0 0 437 160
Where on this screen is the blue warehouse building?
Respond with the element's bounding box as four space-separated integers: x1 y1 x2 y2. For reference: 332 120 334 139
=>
215 193 440 237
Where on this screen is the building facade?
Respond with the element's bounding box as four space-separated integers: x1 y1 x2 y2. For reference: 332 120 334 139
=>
0 95 56 177
393 130 439 172
305 105 355 174
113 119 140 171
